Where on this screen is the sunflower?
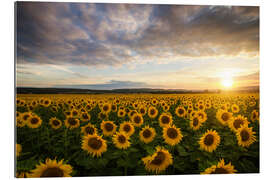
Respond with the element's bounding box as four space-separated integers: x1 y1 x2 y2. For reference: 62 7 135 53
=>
64 116 80 129
236 124 256 147
117 109 126 118
70 108 79 117
196 111 207 123
148 106 158 119
100 120 117 136
128 110 138 119
42 99 51 107
131 113 144 127
16 143 22 157
139 126 156 144
101 103 111 114
162 105 170 112
158 113 173 127
231 104 240 113
112 132 131 149
201 159 237 174
163 125 183 146
27 115 42 128
119 121 135 136
175 106 186 118
80 112 91 122
49 117 62 130
197 104 205 111
111 104 117 112
250 110 259 122
138 106 147 116
81 123 97 136
199 129 220 152
190 115 202 131
216 109 233 126
16 112 26 127
142 146 173 174
82 134 107 157
21 112 32 124
228 115 249 133
28 158 72 177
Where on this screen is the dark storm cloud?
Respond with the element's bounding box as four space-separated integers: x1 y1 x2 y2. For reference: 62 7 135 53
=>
16 2 259 67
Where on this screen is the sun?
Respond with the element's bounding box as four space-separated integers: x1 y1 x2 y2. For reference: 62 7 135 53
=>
222 78 233 88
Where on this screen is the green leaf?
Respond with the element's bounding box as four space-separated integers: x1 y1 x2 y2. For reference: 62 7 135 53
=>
176 145 189 156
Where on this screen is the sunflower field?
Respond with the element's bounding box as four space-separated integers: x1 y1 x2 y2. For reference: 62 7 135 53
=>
15 93 259 177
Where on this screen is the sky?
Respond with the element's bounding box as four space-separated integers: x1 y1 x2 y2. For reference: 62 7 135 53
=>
16 2 259 90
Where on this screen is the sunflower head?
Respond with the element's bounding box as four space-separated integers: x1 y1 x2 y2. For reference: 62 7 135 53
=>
250 110 259 122
231 104 240 113
228 115 249 132
201 159 237 174
139 125 156 144
196 111 207 123
49 117 62 130
142 146 173 174
117 109 126 118
101 103 111 114
148 106 158 119
27 114 42 128
158 113 173 127
199 129 220 152
175 106 186 118
101 120 117 136
81 134 107 157
28 158 73 177
216 110 233 126
236 124 256 147
64 116 80 129
163 124 183 146
112 132 131 149
131 113 144 127
80 112 91 122
190 115 202 131
81 123 97 136
119 121 135 136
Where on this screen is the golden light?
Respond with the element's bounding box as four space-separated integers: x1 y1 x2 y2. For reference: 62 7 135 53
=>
221 78 233 88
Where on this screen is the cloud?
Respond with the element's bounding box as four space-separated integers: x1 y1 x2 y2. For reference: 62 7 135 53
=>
16 2 259 69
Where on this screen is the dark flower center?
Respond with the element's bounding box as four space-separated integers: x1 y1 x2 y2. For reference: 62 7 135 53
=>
211 167 229 174
40 167 64 177
23 114 30 121
233 119 244 129
123 124 131 132
143 129 152 138
167 128 178 139
161 116 170 124
140 108 145 114
117 135 126 144
150 109 155 115
112 105 116 111
85 126 95 134
82 113 89 119
103 105 109 111
134 116 141 124
193 117 199 127
240 130 250 141
221 113 229 121
204 134 214 146
31 117 39 124
88 137 102 150
105 123 114 131
72 111 78 116
52 120 60 126
151 152 165 166
178 108 184 115
68 118 77 125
